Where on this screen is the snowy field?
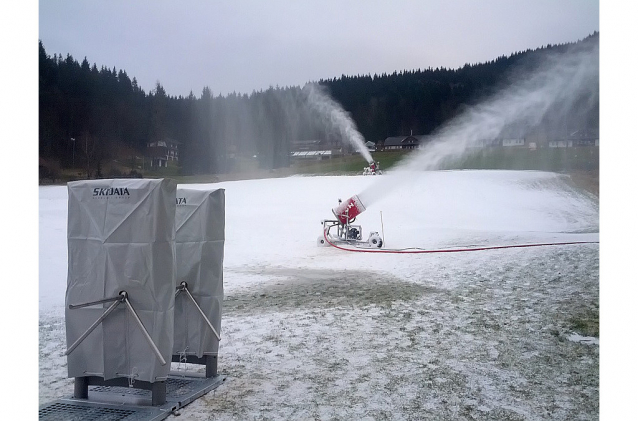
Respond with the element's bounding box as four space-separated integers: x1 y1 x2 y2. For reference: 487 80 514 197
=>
39 170 599 420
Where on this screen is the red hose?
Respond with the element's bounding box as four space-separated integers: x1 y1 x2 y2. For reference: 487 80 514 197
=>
323 229 598 254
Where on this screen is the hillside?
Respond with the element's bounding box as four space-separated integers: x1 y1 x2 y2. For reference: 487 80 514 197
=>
39 32 599 183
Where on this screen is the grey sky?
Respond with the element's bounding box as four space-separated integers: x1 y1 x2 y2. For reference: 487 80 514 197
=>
38 0 599 98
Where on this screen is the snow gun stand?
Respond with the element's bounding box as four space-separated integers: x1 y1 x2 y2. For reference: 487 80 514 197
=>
318 197 383 249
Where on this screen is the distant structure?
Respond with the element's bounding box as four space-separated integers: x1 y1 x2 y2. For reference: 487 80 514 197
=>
147 138 180 168
564 128 599 147
379 135 433 151
502 138 526 147
290 139 342 161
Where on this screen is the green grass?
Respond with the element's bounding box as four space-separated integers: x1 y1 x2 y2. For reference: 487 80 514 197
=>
444 147 599 172
292 151 412 175
142 160 181 177
41 147 599 185
568 308 599 337
290 147 598 175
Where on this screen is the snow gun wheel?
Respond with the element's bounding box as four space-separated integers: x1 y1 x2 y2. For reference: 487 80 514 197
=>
368 233 383 248
317 236 329 247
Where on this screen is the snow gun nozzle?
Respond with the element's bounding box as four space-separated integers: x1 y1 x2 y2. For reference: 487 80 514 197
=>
331 195 366 225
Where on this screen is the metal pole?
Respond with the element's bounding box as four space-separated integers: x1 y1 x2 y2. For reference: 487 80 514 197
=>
68 294 123 310
183 286 221 341
65 299 121 356
86 136 89 178
380 211 385 246
123 296 167 366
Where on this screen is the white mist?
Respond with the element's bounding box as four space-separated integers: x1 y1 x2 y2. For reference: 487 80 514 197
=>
358 41 599 208
303 83 374 164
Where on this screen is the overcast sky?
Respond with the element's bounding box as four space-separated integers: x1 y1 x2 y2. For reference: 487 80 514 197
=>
38 0 599 98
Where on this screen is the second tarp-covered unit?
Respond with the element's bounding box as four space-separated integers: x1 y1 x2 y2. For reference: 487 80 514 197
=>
173 188 225 375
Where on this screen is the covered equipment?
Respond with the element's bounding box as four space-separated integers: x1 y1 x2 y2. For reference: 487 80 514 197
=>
173 188 225 377
65 178 177 403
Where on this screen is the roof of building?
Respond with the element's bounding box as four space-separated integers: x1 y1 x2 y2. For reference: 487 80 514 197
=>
291 139 328 151
291 150 332 157
147 141 168 148
147 138 181 148
383 136 420 147
568 129 599 139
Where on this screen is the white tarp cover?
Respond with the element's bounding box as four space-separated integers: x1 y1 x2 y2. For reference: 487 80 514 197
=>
173 188 225 358
65 178 177 382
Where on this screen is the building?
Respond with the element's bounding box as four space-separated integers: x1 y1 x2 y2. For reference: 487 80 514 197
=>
545 129 599 148
381 135 420 151
568 129 599 147
290 150 333 160
548 140 573 148
470 138 529 148
147 139 180 168
502 138 526 147
291 139 324 152
290 139 339 161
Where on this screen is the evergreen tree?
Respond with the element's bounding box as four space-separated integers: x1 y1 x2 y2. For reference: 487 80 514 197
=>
38 32 599 176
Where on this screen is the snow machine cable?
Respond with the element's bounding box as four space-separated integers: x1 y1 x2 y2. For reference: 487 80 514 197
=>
323 228 598 254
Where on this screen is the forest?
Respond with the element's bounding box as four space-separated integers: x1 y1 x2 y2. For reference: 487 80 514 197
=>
38 32 598 178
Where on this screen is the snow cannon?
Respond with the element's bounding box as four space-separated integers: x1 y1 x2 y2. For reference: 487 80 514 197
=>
362 161 382 175
319 195 383 248
332 194 366 224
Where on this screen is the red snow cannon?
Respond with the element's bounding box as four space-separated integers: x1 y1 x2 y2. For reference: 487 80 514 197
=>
319 195 382 248
332 195 366 224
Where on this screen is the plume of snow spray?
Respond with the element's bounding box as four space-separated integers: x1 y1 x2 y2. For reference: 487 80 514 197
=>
303 83 374 164
358 40 599 208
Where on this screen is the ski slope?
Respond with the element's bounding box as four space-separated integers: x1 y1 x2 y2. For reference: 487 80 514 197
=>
39 170 600 420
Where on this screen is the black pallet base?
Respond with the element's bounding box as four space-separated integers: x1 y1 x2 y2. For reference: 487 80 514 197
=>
39 374 227 421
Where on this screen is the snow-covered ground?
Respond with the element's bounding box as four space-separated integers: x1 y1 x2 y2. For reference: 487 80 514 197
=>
39 170 599 420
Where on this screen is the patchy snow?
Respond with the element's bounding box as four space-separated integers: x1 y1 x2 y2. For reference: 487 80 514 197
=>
39 170 599 419
566 333 599 346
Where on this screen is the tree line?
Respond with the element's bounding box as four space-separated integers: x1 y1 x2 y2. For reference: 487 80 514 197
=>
39 32 598 177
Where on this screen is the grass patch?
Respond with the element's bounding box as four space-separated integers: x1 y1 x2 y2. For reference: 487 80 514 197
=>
290 147 599 176
41 147 599 186
292 151 411 175
292 155 371 175
444 147 599 172
568 308 599 337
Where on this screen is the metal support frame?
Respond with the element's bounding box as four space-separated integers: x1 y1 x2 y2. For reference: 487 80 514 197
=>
175 282 221 341
322 219 363 243
66 291 169 406
65 296 122 356
173 282 220 378
73 376 167 406
66 291 167 365
122 295 167 365
171 354 218 378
